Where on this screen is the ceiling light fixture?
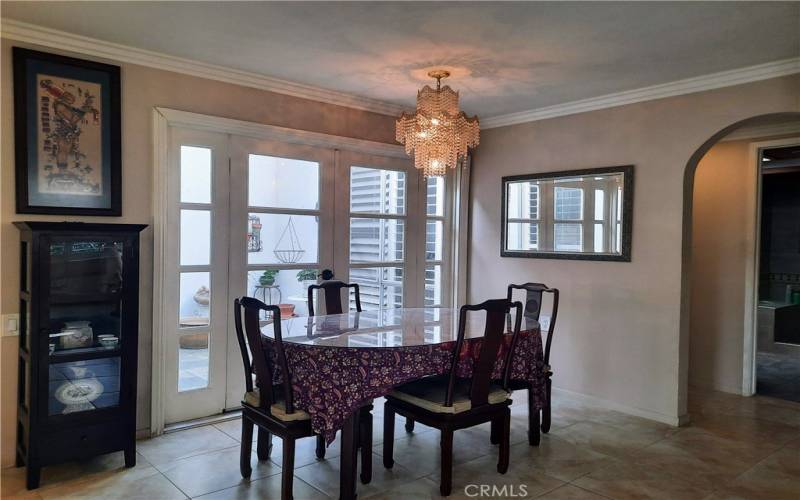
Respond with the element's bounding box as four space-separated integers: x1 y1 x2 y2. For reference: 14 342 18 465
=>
396 70 479 177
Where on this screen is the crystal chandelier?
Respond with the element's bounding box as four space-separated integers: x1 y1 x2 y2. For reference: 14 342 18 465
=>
396 70 480 177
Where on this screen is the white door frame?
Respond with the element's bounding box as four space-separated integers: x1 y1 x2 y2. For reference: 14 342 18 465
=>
151 108 472 435
741 136 800 396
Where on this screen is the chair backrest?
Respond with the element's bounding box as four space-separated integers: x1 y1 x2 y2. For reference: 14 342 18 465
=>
507 283 560 364
445 299 523 409
233 298 253 393
238 296 298 414
307 280 362 316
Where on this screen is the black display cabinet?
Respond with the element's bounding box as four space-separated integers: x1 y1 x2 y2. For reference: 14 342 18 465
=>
14 222 146 489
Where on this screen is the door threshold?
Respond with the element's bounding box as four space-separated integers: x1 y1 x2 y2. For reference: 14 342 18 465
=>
164 408 243 434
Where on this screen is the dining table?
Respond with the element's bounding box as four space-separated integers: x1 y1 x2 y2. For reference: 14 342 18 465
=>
261 306 547 500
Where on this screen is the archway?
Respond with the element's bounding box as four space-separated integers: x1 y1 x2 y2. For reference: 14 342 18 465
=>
679 112 800 414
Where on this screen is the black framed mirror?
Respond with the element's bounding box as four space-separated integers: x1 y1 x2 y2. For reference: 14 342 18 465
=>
501 165 633 261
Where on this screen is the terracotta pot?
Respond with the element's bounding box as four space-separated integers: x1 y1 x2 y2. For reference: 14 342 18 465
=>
278 303 296 317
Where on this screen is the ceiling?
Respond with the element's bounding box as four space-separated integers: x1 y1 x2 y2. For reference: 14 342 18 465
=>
2 1 799 118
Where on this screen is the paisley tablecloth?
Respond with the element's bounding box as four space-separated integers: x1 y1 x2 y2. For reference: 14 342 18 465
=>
265 329 545 443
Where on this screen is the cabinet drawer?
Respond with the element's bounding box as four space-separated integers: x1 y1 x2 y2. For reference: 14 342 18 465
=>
40 422 126 463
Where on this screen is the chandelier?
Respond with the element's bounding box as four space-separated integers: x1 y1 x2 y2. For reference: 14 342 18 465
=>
396 70 479 177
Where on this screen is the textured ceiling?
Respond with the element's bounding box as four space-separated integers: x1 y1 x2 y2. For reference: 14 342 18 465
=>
2 1 799 118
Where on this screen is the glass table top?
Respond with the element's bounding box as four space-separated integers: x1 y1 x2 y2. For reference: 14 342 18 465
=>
259 307 540 348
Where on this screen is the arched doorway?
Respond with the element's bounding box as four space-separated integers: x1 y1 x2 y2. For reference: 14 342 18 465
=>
680 112 800 411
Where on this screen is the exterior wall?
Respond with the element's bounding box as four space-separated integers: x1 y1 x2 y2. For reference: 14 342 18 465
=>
0 38 396 468
468 75 800 425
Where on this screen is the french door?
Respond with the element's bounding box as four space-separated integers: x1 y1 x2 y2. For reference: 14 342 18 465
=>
163 127 449 424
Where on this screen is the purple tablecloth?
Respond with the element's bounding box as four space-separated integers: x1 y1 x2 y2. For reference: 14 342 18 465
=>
266 330 545 443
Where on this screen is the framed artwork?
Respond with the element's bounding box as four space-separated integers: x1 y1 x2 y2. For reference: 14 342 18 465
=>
14 47 121 215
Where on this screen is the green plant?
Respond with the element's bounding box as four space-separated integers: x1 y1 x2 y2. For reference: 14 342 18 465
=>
296 269 317 282
259 269 279 285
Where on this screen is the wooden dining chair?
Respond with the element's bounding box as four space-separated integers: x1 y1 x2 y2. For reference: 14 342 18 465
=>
234 297 373 499
306 280 365 459
506 283 559 445
307 280 362 316
382 299 524 496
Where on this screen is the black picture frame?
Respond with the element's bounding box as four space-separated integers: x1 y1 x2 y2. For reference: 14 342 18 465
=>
14 47 121 215
501 165 634 262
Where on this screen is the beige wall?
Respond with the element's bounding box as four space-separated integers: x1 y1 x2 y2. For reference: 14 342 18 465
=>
0 39 396 467
689 140 753 394
468 75 800 425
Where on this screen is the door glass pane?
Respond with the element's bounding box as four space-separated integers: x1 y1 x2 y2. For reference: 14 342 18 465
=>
425 264 442 306
349 267 403 310
179 272 210 327
505 222 539 251
554 187 583 220
178 333 209 391
554 223 583 251
350 218 404 263
49 357 120 415
246 268 316 318
248 154 319 210
248 213 318 265
181 146 212 204
350 166 406 215
427 176 445 216
426 220 443 261
181 209 211 266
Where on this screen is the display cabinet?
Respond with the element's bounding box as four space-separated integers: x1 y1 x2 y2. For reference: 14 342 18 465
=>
14 222 146 489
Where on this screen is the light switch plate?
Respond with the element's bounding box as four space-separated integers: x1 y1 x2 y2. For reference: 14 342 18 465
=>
2 314 20 337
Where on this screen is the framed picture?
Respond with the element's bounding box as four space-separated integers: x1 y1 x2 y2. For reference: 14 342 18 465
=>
14 47 121 215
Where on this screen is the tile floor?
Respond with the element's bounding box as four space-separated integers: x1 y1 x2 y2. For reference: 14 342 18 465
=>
2 388 799 499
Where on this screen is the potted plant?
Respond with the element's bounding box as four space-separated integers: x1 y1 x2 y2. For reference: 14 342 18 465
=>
297 269 317 292
259 269 279 286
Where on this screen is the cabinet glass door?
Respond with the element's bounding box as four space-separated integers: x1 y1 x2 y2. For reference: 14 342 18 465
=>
47 236 124 415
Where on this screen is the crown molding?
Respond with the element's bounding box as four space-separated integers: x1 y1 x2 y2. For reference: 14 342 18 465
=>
720 121 800 142
0 18 406 116
155 107 407 158
483 57 800 129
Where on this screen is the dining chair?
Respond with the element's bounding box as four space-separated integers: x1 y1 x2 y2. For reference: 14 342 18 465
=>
307 280 362 316
234 297 373 499
506 283 559 445
306 280 365 459
382 299 524 496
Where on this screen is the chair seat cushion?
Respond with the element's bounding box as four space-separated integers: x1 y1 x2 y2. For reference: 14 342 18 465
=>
388 375 510 414
243 388 311 422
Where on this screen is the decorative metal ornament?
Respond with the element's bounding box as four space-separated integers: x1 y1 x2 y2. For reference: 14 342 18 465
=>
396 70 480 177
247 215 263 252
273 216 305 264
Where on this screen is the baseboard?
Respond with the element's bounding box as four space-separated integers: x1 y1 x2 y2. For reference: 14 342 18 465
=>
552 386 685 427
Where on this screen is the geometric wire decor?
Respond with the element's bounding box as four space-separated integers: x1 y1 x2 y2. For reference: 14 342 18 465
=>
273 216 305 264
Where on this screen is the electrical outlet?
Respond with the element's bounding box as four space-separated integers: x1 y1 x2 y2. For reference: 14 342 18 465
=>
2 314 20 336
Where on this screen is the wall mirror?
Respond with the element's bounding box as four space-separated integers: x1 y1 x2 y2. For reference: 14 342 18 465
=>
501 165 633 261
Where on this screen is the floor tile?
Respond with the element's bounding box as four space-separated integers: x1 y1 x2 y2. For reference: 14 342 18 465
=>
158 446 280 497
194 474 328 500
428 452 565 499
550 420 672 459
711 446 800 500
136 425 238 467
361 477 444 500
537 484 612 500
295 451 417 498
573 460 713 500
507 435 617 482
37 465 186 500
